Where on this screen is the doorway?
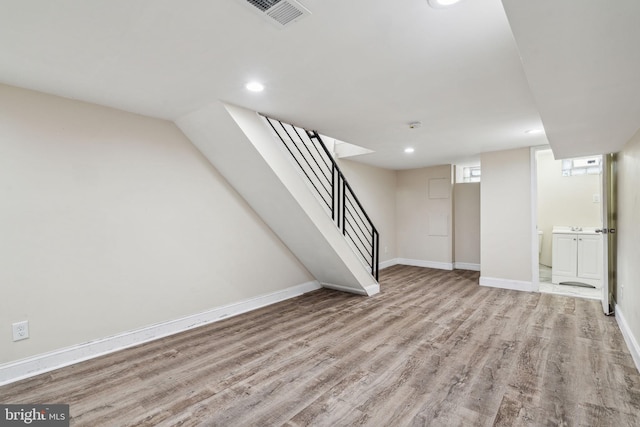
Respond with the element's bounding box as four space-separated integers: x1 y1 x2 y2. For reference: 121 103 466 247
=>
534 148 604 300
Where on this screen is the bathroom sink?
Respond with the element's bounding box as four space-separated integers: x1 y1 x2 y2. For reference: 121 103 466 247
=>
552 226 600 235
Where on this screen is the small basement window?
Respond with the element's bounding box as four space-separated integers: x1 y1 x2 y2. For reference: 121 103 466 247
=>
562 156 602 176
462 166 481 183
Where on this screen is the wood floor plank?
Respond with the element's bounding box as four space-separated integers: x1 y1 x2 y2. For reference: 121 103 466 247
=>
1 265 639 426
284 369 368 426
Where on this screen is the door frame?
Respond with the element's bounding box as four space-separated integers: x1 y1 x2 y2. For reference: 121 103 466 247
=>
530 145 549 291
530 146 614 314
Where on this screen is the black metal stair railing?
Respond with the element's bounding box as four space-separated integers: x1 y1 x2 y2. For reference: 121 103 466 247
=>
263 115 379 281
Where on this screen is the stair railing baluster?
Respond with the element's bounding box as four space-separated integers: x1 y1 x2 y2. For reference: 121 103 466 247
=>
263 115 380 281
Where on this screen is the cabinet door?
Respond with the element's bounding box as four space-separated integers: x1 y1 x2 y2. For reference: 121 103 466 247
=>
578 234 602 280
552 234 577 277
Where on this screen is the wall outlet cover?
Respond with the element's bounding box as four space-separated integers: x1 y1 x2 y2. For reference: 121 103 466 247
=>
12 321 29 341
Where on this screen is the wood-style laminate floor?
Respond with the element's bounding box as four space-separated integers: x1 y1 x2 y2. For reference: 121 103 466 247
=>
1 265 639 426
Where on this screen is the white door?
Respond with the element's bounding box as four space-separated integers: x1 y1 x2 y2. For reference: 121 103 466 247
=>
599 153 617 315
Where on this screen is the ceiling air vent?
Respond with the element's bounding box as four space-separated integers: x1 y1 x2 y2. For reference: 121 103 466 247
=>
242 0 311 28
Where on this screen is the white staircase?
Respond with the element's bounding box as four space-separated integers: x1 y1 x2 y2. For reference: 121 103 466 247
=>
177 102 379 296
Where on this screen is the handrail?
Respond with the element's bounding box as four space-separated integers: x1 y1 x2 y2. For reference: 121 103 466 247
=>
263 115 379 281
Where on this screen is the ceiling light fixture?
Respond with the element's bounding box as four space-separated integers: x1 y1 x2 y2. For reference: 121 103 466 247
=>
427 0 462 9
404 147 415 153
245 81 265 92
525 129 544 135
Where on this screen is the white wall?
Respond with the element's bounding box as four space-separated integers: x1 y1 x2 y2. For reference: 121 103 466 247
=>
0 85 314 365
340 161 481 272
617 129 640 368
396 165 454 269
537 149 602 266
480 148 533 289
337 159 397 266
454 183 481 268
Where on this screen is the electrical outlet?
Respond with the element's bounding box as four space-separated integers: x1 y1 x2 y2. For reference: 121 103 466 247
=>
12 320 29 341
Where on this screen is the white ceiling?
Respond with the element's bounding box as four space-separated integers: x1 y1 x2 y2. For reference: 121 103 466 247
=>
1 0 638 170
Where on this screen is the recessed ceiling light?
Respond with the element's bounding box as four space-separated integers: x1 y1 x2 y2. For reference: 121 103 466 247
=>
245 81 265 92
427 0 461 8
525 129 544 135
404 147 415 153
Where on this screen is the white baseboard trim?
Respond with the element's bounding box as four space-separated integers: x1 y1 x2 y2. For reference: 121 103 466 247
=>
454 262 481 271
0 280 321 386
321 282 368 296
615 305 640 374
379 258 399 270
380 259 479 272
364 283 380 296
397 258 454 271
479 276 537 292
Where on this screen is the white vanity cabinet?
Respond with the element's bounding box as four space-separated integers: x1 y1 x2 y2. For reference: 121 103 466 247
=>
551 227 602 287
